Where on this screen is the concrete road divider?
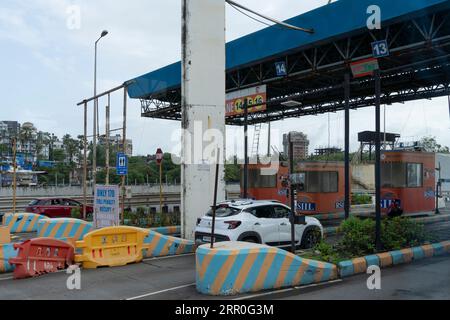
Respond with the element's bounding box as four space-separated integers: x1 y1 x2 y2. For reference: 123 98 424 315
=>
196 242 337 296
143 231 195 258
9 238 74 279
150 226 181 237
2 213 47 233
37 218 93 242
338 241 450 277
0 243 18 273
75 226 150 269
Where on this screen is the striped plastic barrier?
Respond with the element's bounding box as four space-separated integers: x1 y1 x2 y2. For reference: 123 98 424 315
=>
37 218 94 242
2 213 47 233
338 240 450 277
149 226 181 236
143 230 195 258
0 243 18 273
196 242 337 296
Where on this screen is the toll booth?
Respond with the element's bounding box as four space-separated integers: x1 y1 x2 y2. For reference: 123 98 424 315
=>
242 163 290 204
294 161 346 216
381 151 436 214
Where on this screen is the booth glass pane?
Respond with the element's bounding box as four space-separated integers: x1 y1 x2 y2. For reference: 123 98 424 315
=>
321 172 338 193
306 171 320 192
407 163 423 188
382 162 406 188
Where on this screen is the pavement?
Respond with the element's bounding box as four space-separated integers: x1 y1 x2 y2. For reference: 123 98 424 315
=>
247 255 450 300
1 208 449 300
0 251 449 300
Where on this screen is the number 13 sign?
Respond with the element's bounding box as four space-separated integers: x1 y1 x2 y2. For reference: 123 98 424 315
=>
372 40 390 58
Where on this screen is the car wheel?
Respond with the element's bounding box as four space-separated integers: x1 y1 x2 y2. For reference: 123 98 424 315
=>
242 237 258 244
301 229 321 249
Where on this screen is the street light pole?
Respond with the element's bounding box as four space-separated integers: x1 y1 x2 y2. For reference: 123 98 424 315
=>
93 30 108 192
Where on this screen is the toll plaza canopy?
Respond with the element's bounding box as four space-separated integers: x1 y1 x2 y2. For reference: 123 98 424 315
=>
127 0 450 125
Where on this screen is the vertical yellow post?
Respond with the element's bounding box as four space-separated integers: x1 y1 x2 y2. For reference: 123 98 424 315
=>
12 137 17 214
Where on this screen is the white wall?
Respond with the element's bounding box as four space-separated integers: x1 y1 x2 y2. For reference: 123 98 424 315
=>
181 0 226 239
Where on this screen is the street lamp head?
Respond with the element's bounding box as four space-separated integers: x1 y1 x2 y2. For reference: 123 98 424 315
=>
101 30 109 38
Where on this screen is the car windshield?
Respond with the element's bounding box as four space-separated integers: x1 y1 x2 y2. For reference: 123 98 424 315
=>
29 199 41 206
206 206 240 218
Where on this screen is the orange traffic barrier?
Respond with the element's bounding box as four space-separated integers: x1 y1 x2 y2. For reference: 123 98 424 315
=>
9 238 74 279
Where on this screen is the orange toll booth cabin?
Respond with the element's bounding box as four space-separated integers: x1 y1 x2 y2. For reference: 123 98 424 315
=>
242 163 290 205
381 151 436 215
242 161 346 216
294 161 346 216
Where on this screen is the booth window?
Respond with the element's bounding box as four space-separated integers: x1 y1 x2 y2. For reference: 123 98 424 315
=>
244 169 277 188
382 162 423 188
301 171 338 193
382 162 406 188
407 163 423 187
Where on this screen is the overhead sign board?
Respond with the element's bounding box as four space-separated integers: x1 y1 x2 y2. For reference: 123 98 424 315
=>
225 85 267 117
350 58 379 78
116 152 128 176
372 40 390 58
275 61 287 77
94 185 120 229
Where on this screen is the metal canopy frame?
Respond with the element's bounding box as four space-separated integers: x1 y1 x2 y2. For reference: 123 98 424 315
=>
139 9 450 125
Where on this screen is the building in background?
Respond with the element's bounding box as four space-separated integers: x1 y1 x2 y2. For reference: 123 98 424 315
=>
283 132 310 161
99 134 133 156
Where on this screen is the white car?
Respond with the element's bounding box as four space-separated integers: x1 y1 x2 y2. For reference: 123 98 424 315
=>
195 200 323 249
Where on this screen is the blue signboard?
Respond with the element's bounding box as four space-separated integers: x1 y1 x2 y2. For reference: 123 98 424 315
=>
275 61 287 77
381 199 401 209
116 153 128 176
296 202 316 212
372 40 390 58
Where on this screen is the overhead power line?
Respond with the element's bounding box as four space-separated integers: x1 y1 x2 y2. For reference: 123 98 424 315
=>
225 0 315 34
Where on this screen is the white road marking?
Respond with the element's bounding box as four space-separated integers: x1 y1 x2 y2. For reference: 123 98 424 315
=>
125 283 196 300
142 253 195 262
0 276 13 281
233 279 343 300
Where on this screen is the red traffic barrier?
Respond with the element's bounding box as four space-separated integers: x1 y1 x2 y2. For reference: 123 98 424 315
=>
9 238 74 280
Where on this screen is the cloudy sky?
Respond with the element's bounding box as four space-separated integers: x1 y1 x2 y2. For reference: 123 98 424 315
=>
1 0 449 158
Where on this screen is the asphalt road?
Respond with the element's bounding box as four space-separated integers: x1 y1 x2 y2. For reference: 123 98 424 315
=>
247 255 450 300
1 252 449 300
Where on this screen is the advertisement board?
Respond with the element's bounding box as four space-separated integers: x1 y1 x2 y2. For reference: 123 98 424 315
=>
226 85 267 117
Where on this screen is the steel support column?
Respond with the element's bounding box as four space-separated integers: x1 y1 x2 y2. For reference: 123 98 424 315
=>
375 69 382 251
344 73 351 219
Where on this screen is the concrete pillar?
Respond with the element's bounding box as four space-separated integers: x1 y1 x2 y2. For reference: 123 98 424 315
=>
181 0 226 240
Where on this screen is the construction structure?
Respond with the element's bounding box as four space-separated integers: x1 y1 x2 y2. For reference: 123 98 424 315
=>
110 0 450 241
283 132 310 161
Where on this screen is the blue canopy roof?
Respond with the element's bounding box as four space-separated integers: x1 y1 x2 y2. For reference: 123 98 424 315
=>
127 0 450 99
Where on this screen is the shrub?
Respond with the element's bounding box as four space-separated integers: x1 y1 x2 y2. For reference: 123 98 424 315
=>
71 207 82 219
338 217 376 256
352 194 373 205
381 217 431 251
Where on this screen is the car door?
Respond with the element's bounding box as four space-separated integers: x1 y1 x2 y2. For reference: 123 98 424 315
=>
272 205 293 246
61 199 75 218
42 199 58 218
248 206 281 246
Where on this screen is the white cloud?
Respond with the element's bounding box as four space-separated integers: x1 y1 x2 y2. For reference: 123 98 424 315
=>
1 0 449 157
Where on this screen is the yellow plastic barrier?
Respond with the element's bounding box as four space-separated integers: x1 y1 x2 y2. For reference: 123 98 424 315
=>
75 226 149 269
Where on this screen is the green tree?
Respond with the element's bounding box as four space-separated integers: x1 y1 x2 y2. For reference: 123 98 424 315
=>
420 136 450 153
